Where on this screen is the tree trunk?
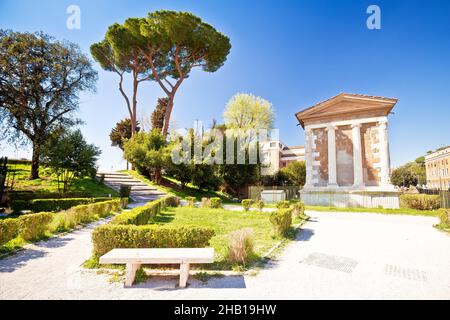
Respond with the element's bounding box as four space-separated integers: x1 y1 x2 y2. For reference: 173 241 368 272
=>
162 94 175 137
30 141 40 180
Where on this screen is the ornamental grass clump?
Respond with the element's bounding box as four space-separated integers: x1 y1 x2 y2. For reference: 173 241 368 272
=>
186 197 196 207
227 228 254 265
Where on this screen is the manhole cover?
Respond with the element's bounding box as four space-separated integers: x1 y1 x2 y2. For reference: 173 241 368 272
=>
384 265 427 282
302 252 358 274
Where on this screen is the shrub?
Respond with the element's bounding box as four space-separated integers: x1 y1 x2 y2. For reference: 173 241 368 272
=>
210 197 222 209
18 212 53 241
186 197 196 207
269 209 293 236
112 196 177 225
0 218 20 246
292 201 305 218
276 200 291 209
11 197 114 213
227 228 254 265
92 224 215 256
438 209 449 226
254 200 264 211
119 185 131 199
241 199 254 211
400 194 441 210
50 199 122 232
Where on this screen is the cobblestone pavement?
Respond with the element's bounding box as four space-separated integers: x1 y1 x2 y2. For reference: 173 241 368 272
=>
1 211 449 300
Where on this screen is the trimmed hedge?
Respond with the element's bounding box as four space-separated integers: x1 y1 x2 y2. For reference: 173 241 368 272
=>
210 197 222 209
292 201 305 218
111 196 178 225
52 199 124 232
438 209 449 226
9 191 90 201
241 199 254 211
276 200 291 209
269 208 293 236
400 194 441 210
92 224 215 256
0 219 20 246
18 212 53 241
11 197 115 213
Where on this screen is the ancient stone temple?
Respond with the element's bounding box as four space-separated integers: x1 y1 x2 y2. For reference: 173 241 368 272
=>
295 93 400 208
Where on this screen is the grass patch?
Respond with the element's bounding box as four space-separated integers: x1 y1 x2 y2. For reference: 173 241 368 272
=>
194 272 225 283
7 163 118 197
120 170 233 203
150 206 283 270
305 205 438 217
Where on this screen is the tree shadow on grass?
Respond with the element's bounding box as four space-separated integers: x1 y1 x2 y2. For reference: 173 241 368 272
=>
152 209 175 224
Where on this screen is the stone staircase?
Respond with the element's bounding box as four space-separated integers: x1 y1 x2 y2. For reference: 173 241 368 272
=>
96 172 166 203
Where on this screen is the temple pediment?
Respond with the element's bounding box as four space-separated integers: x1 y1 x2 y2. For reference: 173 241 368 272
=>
295 93 398 128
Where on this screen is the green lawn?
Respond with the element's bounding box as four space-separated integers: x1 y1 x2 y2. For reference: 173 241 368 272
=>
6 163 118 197
305 205 438 217
150 206 300 270
120 170 234 203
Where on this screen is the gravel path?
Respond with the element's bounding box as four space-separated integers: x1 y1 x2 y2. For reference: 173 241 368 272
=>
1 210 449 300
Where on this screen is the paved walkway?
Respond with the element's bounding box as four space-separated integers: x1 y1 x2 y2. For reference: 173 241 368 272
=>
1 211 449 299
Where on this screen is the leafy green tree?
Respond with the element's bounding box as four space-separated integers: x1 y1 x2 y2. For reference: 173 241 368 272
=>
280 161 306 186
124 11 231 136
90 26 150 136
151 98 168 131
40 130 101 193
0 30 97 179
123 130 170 183
224 93 275 130
110 118 140 151
391 162 426 187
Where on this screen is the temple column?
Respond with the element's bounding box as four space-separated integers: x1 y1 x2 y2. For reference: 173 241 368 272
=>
304 127 314 189
378 120 391 186
352 123 365 188
326 124 338 187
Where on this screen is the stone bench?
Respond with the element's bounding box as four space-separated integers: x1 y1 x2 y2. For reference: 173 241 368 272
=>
99 248 215 288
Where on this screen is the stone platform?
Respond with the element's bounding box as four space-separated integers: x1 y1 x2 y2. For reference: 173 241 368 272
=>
300 190 400 209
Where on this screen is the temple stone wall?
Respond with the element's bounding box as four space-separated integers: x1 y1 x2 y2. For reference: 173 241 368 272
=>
361 123 381 186
336 125 354 186
312 128 328 186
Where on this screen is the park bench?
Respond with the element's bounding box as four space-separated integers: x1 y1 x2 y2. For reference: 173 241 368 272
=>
99 248 215 288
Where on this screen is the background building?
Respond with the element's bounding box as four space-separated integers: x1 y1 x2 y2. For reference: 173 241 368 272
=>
425 147 450 190
261 141 305 175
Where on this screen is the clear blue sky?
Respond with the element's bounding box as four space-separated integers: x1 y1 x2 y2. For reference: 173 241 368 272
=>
1 0 449 170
